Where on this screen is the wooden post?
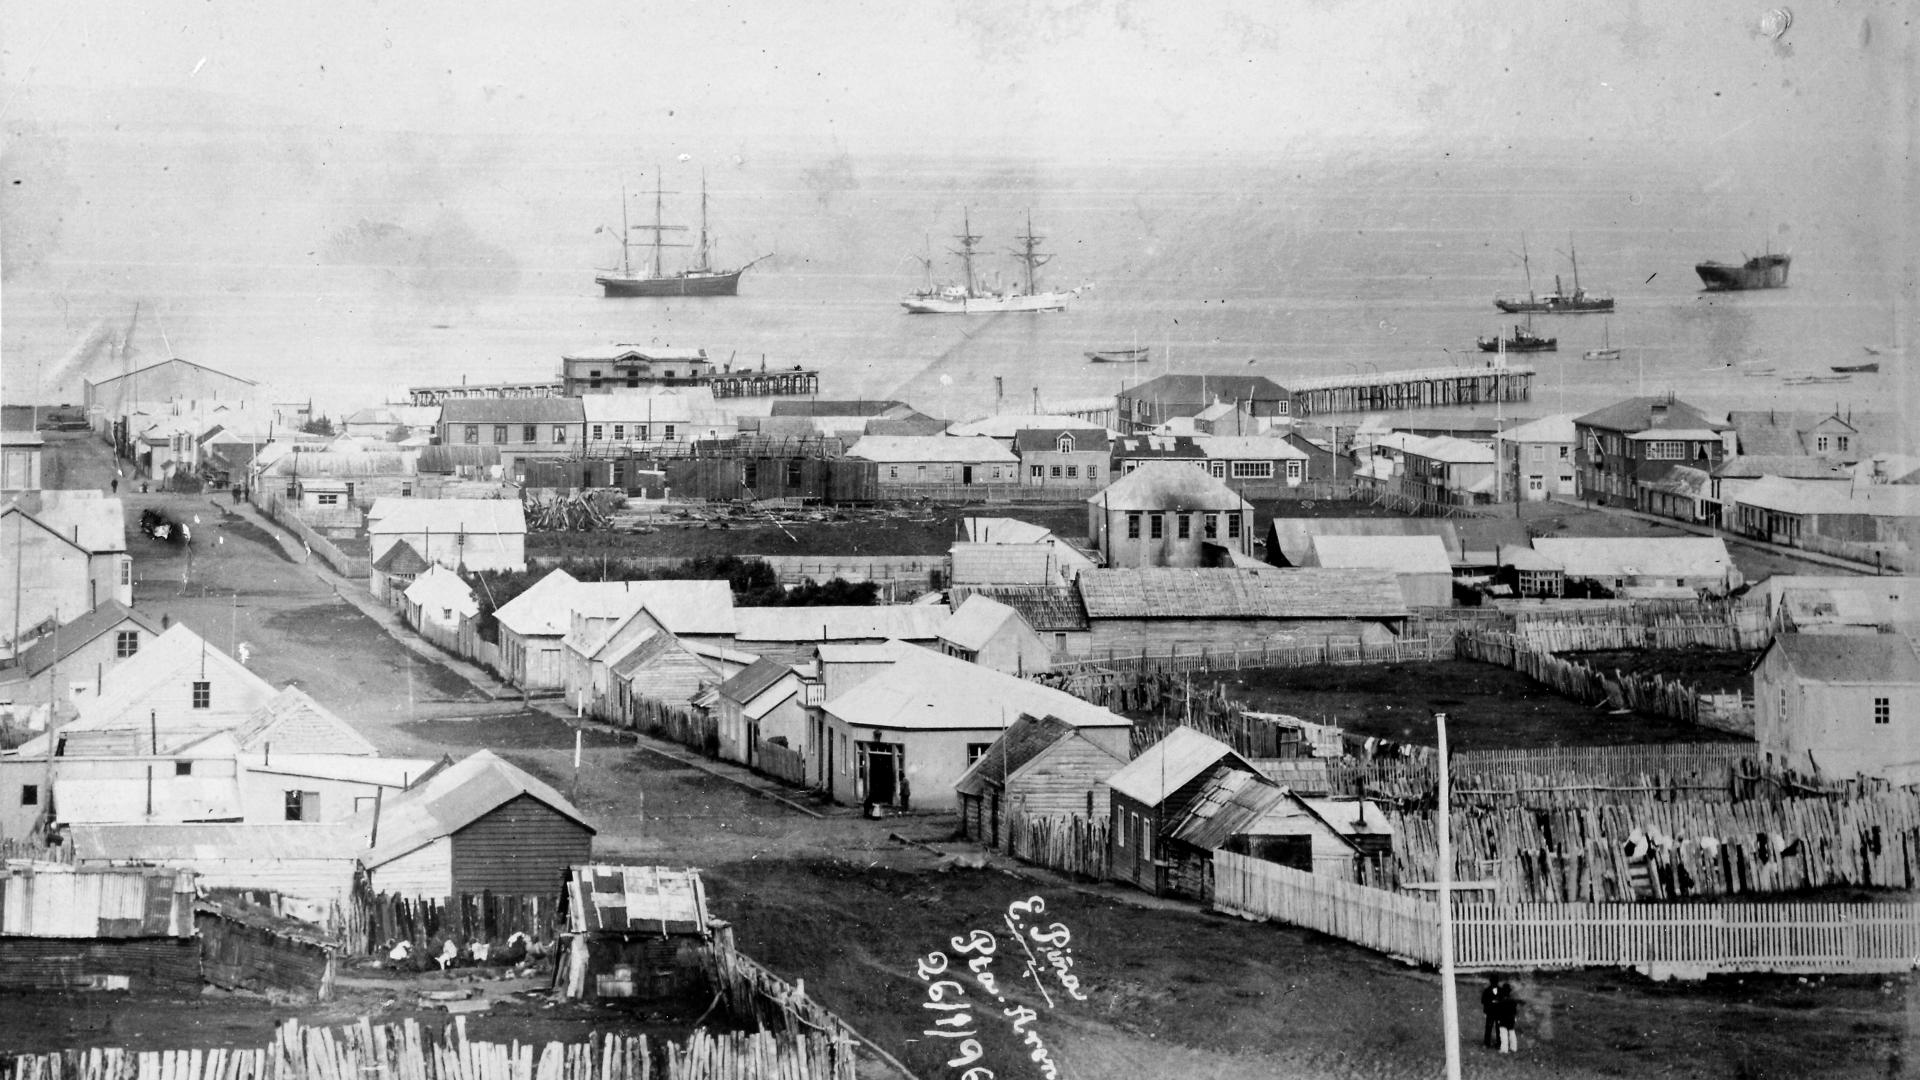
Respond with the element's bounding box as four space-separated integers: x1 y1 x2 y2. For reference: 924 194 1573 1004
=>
1435 710 1461 1080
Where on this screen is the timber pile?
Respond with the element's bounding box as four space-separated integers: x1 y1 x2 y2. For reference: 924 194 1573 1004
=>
1388 786 1920 902
0 1017 852 1080
522 491 615 532
1007 812 1111 881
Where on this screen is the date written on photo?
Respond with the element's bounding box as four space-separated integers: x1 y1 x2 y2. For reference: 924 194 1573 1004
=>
912 895 1087 1079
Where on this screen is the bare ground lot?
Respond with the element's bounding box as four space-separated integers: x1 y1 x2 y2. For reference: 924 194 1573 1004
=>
1201 661 1748 751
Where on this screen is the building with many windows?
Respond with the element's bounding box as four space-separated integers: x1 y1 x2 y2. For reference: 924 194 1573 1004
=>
438 397 586 478
1086 462 1255 569
1574 396 1731 512
1013 428 1110 491
1491 413 1578 502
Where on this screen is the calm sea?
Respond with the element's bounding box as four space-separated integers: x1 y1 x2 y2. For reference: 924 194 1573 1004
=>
6 137 1908 424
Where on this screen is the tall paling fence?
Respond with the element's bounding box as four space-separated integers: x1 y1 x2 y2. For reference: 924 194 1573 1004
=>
692 944 859 1079
350 892 559 957
0 837 72 862
0 1016 854 1080
1408 600 1772 653
1212 850 1920 975
1455 629 1710 726
624 696 721 759
1005 812 1111 881
1038 633 1456 681
753 741 808 787
1321 743 1756 807
1384 785 1920 903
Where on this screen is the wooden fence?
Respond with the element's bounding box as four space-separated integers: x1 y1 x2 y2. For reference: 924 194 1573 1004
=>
349 892 558 957
1386 785 1920 903
1455 630 1717 727
1039 633 1455 682
1212 851 1439 965
753 741 808 787
0 1016 854 1080
1451 902 1920 973
255 492 373 580
625 697 721 758
1214 850 1920 974
1006 812 1111 881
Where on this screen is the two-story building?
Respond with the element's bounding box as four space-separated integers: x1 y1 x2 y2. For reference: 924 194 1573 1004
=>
438 397 586 479
1012 428 1111 491
560 346 715 394
1087 462 1255 569
1491 414 1578 502
1574 396 1732 515
580 389 736 454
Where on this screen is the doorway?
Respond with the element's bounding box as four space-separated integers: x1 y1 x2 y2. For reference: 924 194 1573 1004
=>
858 741 905 808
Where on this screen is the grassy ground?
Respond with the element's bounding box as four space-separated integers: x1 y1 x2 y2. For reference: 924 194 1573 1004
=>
1558 647 1761 696
1196 661 1748 750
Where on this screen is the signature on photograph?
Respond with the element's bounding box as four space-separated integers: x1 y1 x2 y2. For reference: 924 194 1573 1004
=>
912 895 1086 1079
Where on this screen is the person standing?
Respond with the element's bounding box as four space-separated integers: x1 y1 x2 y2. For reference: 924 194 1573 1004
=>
1495 976 1520 1053
1480 974 1504 1049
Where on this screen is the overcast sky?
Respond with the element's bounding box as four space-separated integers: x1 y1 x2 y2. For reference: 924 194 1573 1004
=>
2 0 1907 156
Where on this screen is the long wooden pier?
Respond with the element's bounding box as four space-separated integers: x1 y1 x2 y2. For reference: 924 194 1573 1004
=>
1288 363 1535 417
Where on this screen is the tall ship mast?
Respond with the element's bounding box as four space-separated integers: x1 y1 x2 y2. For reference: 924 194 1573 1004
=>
900 209 1084 314
1494 235 1613 313
597 171 769 298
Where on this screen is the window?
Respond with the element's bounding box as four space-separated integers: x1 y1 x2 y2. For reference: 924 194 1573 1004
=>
1815 436 1829 452
1227 514 1241 539
1531 445 1545 461
192 681 210 709
1054 632 1067 652
1528 476 1544 492
1210 461 1227 478
522 425 537 442
1127 513 1141 539
1031 465 1044 479
175 761 192 776
1875 697 1891 725
1645 441 1685 460
1124 462 1137 474
663 424 677 441
944 464 956 480
1274 400 1290 417
1057 434 1075 453
493 425 508 443
591 424 604 441
1177 514 1190 539
613 424 625 440
967 743 992 765
1048 465 1062 479
1232 461 1274 479
1149 513 1164 539
400 483 412 498
1066 465 1079 479
553 426 568 444
1087 466 1098 482
284 790 321 822
120 560 132 586
743 462 758 488
1204 514 1218 539
116 630 139 658
1559 446 1570 459
1285 460 1303 481
464 425 479 445
1837 436 1851 452
611 461 625 486
316 492 339 506
20 784 38 807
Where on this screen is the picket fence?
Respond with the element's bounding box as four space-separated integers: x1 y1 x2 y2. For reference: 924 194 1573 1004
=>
1212 851 1920 974
0 1016 854 1080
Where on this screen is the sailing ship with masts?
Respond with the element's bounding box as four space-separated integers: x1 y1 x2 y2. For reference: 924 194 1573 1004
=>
597 173 768 298
900 210 1082 314
1495 236 1613 314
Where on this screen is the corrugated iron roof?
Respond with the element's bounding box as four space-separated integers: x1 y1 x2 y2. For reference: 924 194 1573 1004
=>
565 864 709 935
1077 567 1408 620
845 435 1018 464
227 686 379 757
1107 727 1249 805
733 606 947 643
1308 535 1453 575
1574 396 1726 434
361 750 593 869
1165 768 1287 850
1116 374 1288 403
948 415 1107 439
365 497 526 538
1266 518 1463 567
0 862 194 939
938 595 1021 652
825 646 1128 733
69 822 366 863
1530 537 1735 581
438 397 584 424
1086 461 1251 511
1773 632 1920 684
716 656 797 707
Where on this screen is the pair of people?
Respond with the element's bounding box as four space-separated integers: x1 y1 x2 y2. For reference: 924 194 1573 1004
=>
1480 974 1519 1053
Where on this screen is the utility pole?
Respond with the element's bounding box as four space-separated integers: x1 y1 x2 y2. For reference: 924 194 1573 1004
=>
1435 709 1461 1080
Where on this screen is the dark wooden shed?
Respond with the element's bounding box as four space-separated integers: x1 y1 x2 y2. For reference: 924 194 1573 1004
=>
1105 727 1261 895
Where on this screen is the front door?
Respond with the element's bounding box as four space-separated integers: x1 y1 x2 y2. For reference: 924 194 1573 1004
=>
961 465 974 486
859 741 904 808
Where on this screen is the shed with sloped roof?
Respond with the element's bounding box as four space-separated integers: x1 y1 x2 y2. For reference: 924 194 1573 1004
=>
953 714 1127 849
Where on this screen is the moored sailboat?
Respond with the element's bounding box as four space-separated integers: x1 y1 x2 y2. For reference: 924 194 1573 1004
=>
596 173 768 297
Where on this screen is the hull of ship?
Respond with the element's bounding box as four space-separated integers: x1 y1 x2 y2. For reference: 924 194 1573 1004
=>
901 291 1072 314
1087 348 1150 363
598 269 745 297
1494 296 1614 314
1695 257 1791 291
1583 348 1622 362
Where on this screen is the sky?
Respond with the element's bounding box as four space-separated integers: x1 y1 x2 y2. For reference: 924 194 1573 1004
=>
2 0 1909 155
